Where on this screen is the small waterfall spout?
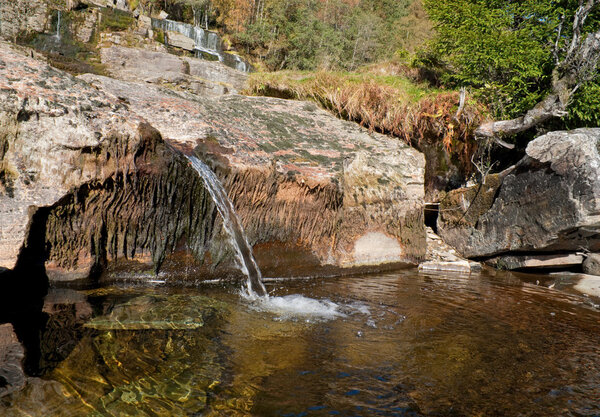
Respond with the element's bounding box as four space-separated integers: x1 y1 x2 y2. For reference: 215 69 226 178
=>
55 11 61 41
187 156 268 298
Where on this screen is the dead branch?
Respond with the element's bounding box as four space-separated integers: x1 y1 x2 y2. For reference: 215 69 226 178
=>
475 0 600 146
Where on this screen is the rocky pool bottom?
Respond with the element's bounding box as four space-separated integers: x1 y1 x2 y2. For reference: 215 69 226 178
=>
0 269 599 417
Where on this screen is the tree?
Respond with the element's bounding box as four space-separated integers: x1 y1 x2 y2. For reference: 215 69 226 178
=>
424 0 600 147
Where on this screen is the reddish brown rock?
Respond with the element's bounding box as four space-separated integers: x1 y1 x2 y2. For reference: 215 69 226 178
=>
0 40 426 282
0 41 217 280
80 74 426 273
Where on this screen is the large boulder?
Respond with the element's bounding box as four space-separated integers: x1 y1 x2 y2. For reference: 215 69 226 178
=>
0 40 425 282
0 41 216 280
100 46 248 96
0 0 48 41
438 128 600 262
80 74 427 276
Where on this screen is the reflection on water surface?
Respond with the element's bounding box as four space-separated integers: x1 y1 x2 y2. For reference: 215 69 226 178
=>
1 269 599 416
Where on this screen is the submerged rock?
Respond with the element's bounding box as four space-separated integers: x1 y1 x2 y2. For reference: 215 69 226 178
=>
0 323 25 398
438 128 600 265
85 294 225 330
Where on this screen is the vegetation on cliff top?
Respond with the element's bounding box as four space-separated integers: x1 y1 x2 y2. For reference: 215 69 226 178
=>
245 66 484 166
136 0 433 71
423 0 600 132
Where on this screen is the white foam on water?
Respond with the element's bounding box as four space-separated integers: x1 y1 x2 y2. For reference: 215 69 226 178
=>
242 291 371 322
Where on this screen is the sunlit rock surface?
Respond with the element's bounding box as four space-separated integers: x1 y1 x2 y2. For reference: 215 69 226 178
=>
0 40 425 281
80 73 426 273
438 128 600 263
100 46 248 96
0 0 48 41
0 41 216 279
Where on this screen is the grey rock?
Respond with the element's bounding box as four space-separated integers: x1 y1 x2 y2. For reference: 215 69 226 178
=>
438 128 600 259
0 0 48 41
583 253 600 276
100 46 247 96
488 253 584 270
165 30 195 51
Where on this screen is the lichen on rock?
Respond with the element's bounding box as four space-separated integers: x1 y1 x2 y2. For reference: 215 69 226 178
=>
1 39 427 282
438 128 600 263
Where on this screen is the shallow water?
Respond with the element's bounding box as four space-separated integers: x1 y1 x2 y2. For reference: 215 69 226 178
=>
1 269 600 416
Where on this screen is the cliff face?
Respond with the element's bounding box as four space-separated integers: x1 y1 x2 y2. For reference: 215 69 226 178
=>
1 40 426 282
0 41 219 280
81 74 426 275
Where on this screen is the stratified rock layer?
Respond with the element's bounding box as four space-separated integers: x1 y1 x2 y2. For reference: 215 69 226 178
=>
438 128 600 260
81 74 426 274
1 40 425 281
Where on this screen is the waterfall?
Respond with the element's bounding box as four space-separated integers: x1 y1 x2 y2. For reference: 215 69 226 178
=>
187 156 267 298
151 18 222 61
55 11 61 41
151 18 250 71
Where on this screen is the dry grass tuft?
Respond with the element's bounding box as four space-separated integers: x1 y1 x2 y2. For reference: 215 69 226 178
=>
244 70 486 170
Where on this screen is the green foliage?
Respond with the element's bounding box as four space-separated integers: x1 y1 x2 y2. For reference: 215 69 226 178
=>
99 7 136 32
565 80 600 128
147 0 432 71
236 0 416 70
423 0 600 124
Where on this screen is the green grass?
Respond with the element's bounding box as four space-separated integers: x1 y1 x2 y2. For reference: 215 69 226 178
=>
99 7 135 32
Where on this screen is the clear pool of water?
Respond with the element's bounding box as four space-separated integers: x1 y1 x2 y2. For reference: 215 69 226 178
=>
1 269 599 416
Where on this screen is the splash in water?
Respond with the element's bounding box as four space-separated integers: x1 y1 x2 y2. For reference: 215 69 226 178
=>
187 156 267 297
187 156 353 320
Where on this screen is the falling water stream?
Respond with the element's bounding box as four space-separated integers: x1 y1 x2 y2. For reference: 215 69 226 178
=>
186 156 347 318
151 18 249 72
55 11 61 41
187 156 267 297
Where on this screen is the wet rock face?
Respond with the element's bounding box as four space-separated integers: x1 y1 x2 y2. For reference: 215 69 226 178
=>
438 128 600 260
0 41 218 279
80 74 427 272
0 40 425 281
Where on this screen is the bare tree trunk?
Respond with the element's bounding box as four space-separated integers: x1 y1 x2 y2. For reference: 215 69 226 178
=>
475 1 600 147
